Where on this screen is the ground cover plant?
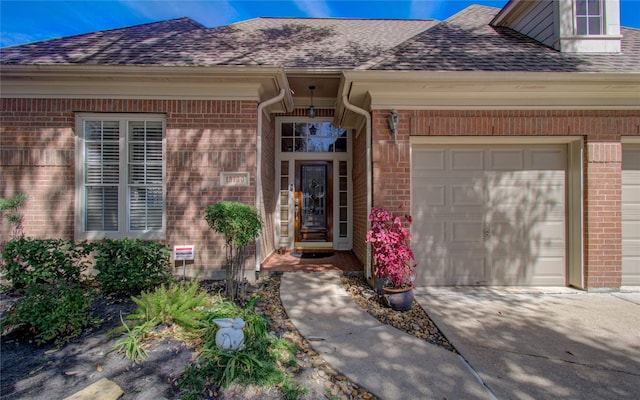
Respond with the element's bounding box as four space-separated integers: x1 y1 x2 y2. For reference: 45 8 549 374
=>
110 279 306 399
179 296 305 400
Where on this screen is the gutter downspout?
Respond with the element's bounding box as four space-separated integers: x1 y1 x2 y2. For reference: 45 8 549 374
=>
341 95 373 279
255 89 287 272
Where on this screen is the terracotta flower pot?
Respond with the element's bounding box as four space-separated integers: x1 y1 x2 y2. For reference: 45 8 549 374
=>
382 285 414 311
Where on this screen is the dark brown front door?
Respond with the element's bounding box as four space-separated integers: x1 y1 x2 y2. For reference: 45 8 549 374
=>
295 161 333 242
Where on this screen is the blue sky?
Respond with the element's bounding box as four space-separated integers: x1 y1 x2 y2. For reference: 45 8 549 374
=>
1 0 639 48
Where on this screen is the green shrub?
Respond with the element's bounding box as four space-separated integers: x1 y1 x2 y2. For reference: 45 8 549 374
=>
1 238 92 291
204 201 262 300
94 238 171 294
1 281 97 346
0 193 27 240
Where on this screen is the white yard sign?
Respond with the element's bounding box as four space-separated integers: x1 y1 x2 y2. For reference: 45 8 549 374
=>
174 245 195 261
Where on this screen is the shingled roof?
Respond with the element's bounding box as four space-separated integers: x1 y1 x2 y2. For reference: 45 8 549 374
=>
1 5 639 73
0 16 436 69
368 5 640 73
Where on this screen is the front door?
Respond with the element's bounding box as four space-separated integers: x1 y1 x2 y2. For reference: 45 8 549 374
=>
295 161 333 243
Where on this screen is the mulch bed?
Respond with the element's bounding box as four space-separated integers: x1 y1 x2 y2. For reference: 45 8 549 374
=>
0 273 452 399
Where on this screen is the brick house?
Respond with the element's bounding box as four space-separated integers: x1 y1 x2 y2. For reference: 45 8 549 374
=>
1 1 639 290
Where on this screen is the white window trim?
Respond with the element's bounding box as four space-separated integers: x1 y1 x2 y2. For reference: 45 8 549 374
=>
75 113 167 240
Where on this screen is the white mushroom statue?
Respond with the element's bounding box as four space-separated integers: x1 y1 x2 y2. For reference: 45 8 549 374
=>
212 318 245 351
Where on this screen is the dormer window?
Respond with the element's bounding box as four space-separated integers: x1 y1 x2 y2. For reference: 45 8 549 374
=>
576 0 603 35
490 0 621 53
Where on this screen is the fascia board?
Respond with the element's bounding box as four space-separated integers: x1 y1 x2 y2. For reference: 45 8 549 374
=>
490 0 529 26
0 64 292 106
343 71 640 110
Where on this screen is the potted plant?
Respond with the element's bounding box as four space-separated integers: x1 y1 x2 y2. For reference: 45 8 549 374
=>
365 207 416 311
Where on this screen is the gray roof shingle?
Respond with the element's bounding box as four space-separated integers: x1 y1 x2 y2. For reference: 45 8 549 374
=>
1 5 638 73
369 5 640 73
0 17 437 68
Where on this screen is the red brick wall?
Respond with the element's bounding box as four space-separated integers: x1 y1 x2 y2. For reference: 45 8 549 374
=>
371 110 411 216
1 99 75 242
371 109 640 289
584 141 622 289
1 98 258 275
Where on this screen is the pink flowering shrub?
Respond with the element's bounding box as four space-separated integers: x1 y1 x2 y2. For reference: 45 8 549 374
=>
365 207 416 288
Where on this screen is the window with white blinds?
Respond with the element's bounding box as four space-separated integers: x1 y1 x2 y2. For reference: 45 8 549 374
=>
78 115 165 238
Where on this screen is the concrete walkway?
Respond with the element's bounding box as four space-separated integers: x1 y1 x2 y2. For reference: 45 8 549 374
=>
280 272 494 399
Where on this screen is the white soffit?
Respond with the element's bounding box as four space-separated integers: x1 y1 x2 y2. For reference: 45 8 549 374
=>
342 71 640 110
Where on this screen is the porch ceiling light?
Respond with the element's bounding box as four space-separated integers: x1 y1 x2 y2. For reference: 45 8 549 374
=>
388 109 399 144
308 85 316 118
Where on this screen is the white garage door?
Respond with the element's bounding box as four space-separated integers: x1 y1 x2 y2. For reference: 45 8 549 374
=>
412 144 566 286
622 144 640 286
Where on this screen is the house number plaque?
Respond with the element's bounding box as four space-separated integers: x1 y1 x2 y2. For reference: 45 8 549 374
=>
220 172 250 187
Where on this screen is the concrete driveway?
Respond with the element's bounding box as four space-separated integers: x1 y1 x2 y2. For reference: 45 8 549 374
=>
414 287 640 400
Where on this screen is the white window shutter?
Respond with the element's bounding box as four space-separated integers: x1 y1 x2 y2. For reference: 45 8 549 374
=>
128 121 164 231
84 120 119 231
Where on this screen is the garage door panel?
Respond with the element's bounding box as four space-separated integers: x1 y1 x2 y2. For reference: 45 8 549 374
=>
412 144 567 286
622 257 640 285
451 221 484 242
537 220 566 241
489 150 524 170
450 150 484 170
417 255 488 286
530 148 567 170
414 221 446 243
491 252 565 285
622 220 640 239
413 184 446 207
413 150 445 170
487 220 524 241
449 255 488 285
452 184 484 206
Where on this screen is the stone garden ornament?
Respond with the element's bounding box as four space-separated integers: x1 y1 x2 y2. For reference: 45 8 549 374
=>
212 318 245 351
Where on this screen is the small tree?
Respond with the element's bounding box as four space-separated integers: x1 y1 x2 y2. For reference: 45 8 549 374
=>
204 201 262 300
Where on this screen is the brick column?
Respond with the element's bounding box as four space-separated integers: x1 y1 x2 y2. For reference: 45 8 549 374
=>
584 141 622 290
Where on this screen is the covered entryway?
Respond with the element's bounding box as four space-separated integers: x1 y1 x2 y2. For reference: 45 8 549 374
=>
411 143 567 286
622 142 640 285
275 118 352 252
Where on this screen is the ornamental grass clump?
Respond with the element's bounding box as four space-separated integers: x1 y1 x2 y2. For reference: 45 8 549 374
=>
365 207 416 289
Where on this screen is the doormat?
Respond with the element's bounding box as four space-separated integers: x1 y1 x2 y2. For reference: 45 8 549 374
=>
290 252 334 259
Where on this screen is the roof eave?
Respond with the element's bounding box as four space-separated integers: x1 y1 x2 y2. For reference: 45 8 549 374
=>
340 70 640 112
490 0 520 26
0 64 294 111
